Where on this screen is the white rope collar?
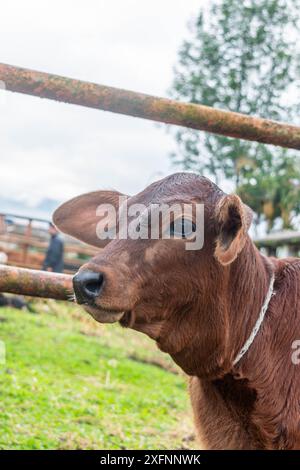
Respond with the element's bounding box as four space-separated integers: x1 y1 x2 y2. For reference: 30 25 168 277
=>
233 272 275 366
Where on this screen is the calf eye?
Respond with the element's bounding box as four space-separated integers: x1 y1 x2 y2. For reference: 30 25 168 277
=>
170 218 196 239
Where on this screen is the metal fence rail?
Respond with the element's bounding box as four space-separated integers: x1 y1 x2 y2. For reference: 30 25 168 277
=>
0 62 300 299
0 63 300 150
0 265 73 301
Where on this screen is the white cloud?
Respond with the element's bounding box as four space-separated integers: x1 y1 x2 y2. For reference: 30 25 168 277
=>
0 0 201 216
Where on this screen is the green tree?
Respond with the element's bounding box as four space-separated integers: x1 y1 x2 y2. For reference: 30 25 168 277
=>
170 0 300 231
238 153 300 230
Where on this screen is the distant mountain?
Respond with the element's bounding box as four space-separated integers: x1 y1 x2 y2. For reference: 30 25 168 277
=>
0 196 60 220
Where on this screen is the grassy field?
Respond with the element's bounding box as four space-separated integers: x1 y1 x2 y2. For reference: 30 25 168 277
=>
0 300 195 450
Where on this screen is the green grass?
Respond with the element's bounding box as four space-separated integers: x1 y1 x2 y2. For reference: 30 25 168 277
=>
0 301 195 449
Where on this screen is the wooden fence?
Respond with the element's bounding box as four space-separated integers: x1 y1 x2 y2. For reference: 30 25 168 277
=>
0 213 98 274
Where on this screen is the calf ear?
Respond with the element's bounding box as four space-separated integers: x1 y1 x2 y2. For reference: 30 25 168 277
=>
214 194 253 266
53 190 128 248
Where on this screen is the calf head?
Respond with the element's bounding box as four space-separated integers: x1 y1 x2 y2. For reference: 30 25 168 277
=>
53 173 253 378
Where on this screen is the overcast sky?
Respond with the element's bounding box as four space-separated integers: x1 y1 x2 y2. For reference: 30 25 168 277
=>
0 0 202 215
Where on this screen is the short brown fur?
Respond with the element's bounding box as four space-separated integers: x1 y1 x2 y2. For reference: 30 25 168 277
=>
54 173 300 450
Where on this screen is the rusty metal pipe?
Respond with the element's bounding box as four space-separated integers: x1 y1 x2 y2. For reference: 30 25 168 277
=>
0 265 73 301
0 63 299 150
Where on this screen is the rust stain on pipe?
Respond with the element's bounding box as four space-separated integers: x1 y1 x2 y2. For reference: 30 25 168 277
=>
0 265 73 301
0 63 299 150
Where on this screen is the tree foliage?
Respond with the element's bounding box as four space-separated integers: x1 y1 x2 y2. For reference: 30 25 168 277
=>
170 0 300 231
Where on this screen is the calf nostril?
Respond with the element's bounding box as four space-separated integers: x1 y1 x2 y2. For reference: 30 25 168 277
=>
73 271 104 304
84 274 104 297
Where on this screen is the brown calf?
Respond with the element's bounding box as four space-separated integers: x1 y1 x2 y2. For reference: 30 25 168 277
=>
53 172 300 450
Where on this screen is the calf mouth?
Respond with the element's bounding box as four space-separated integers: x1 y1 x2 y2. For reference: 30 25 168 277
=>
119 310 134 328
83 304 127 324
